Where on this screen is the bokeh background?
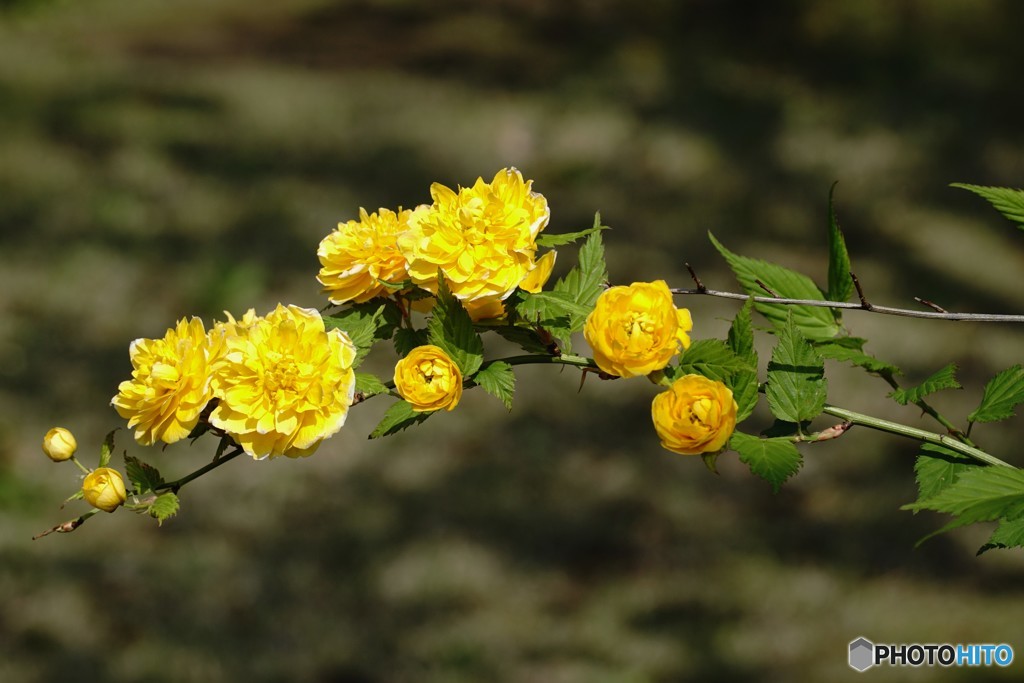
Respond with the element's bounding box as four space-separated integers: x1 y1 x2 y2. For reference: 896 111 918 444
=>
3 1 1024 681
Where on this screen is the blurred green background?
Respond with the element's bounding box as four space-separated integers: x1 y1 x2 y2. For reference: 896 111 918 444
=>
3 1 1024 681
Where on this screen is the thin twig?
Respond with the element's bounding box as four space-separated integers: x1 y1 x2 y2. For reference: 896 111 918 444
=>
850 272 873 311
914 297 948 314
668 287 1024 323
685 263 707 293
754 279 780 297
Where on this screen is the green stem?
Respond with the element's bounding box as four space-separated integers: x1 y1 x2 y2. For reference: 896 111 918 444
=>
821 405 1013 468
880 371 974 446
484 353 597 371
69 455 91 475
155 446 245 494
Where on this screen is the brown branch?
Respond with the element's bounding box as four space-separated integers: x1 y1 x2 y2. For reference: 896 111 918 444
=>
668 283 1024 323
914 297 948 314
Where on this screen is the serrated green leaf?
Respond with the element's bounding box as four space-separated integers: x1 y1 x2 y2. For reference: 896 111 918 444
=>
675 339 754 381
951 183 1024 229
969 364 1024 423
538 229 607 350
814 341 901 375
473 361 516 410
826 183 854 303
727 300 755 360
427 277 484 376
709 232 841 340
393 327 429 357
369 400 433 439
727 301 759 422
355 372 389 399
730 431 802 492
535 214 608 247
124 454 165 494
517 290 594 319
915 443 977 501
978 517 1024 554
889 363 960 406
98 429 117 468
148 491 179 525
904 467 1024 532
765 313 827 423
488 325 551 354
323 301 389 367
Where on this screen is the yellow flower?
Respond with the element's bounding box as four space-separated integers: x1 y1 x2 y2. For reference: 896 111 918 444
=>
82 467 127 513
318 206 428 305
651 374 738 455
393 345 463 412
207 308 258 363
42 427 77 462
111 317 215 446
519 249 557 294
583 280 692 378
209 304 357 459
397 168 550 320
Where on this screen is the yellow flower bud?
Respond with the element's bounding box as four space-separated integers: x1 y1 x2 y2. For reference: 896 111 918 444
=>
651 374 738 455
583 280 692 378
82 467 128 513
42 427 78 462
393 345 463 412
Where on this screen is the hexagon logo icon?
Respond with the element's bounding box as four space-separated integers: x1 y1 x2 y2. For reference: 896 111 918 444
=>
849 637 875 672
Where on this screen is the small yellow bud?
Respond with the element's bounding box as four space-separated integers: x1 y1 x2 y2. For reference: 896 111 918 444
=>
42 427 78 462
393 345 463 412
82 467 127 513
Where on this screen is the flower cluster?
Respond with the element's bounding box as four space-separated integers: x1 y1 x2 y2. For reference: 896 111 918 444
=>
111 305 357 460
45 166 740 532
581 279 736 456
318 168 556 320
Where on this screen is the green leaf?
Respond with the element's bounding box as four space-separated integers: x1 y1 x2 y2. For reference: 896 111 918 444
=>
727 300 755 360
979 517 1024 554
951 183 1024 229
323 301 389 367
517 290 594 319
674 339 754 382
488 325 551 354
730 431 802 493
369 400 433 439
825 183 854 303
124 454 165 494
355 372 389 399
376 277 415 291
427 277 484 376
727 301 759 422
62 489 85 505
393 327 428 357
968 364 1024 423
914 443 976 501
765 312 827 423
814 340 901 375
98 429 117 469
148 492 180 525
535 213 609 247
473 361 516 410
889 363 960 406
709 232 841 340
904 466 1024 529
540 229 608 349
